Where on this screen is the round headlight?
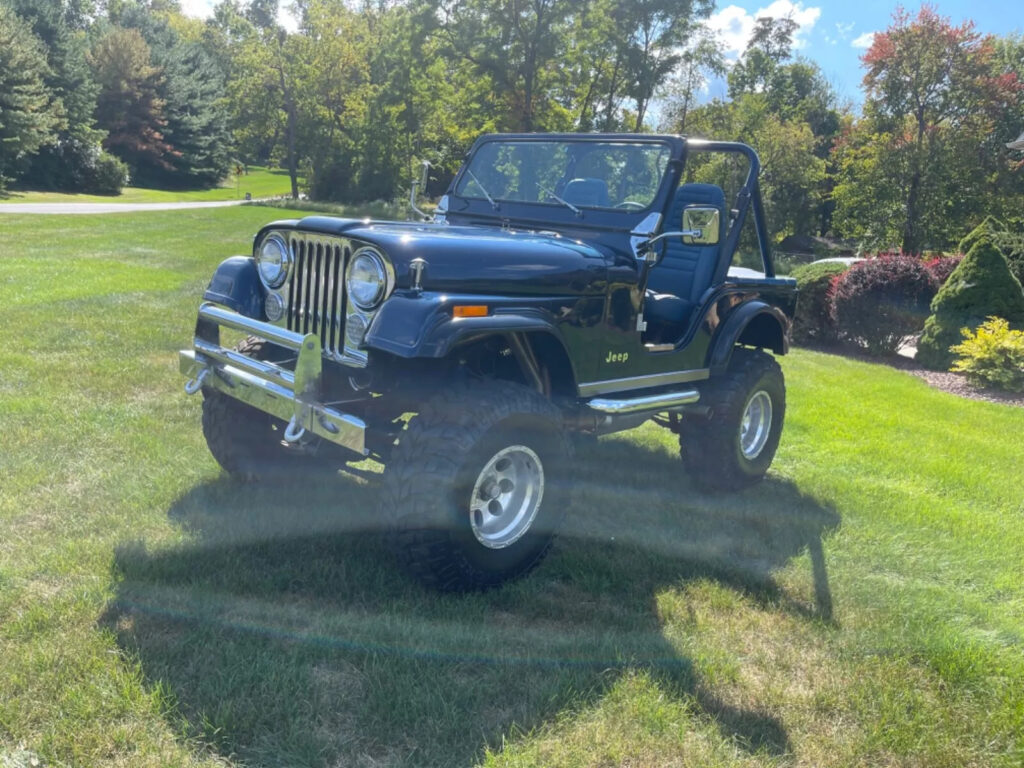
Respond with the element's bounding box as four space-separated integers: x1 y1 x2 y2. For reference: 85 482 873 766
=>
257 234 291 288
346 248 388 310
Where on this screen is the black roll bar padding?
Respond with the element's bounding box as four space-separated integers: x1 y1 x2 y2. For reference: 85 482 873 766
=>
682 139 774 280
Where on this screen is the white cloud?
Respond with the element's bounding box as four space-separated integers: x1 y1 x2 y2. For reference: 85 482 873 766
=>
180 0 214 18
852 31 876 49
707 1 822 59
180 0 299 33
835 21 855 40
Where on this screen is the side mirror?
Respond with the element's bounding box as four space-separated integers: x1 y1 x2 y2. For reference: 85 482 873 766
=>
681 206 720 245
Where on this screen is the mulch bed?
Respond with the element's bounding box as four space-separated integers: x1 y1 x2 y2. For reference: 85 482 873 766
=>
801 342 1024 408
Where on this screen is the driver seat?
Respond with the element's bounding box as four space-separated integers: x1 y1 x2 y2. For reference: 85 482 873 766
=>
644 183 727 339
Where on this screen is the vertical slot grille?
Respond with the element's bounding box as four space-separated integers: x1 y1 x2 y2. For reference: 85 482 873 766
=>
285 234 350 358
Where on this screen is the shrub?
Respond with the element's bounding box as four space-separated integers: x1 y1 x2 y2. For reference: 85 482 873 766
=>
831 255 937 355
924 254 963 286
916 237 1024 370
85 151 128 195
790 261 850 343
991 228 1024 286
958 216 1005 255
950 317 1024 391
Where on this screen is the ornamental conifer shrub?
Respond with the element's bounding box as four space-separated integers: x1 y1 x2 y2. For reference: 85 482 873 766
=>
958 216 1005 256
950 317 1024 391
830 255 937 355
916 237 1024 370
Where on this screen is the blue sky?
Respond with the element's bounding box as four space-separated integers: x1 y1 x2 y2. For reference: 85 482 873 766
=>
180 0 1019 108
704 0 1020 106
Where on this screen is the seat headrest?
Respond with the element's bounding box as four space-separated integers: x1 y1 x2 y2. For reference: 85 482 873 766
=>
561 177 610 207
672 182 726 210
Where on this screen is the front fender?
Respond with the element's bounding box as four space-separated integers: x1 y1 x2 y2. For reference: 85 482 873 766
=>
364 293 564 358
707 300 789 375
203 256 266 319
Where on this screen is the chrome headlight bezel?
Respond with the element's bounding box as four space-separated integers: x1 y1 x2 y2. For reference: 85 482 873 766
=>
346 247 391 311
256 233 292 289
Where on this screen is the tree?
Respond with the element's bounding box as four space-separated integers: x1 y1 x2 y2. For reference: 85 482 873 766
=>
727 15 799 97
0 4 63 189
160 42 233 187
110 2 235 188
723 14 843 236
89 25 175 182
434 0 574 131
675 13 834 243
8 0 105 191
834 6 1023 253
659 32 725 133
614 0 714 131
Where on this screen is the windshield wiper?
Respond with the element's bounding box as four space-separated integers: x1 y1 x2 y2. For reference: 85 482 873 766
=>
537 184 582 216
466 169 498 210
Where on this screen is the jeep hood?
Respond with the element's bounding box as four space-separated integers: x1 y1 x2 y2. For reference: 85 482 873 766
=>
277 217 612 296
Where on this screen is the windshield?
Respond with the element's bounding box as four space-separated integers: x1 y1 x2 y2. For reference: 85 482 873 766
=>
454 139 672 211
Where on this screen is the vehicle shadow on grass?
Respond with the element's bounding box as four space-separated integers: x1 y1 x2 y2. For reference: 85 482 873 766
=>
103 434 839 767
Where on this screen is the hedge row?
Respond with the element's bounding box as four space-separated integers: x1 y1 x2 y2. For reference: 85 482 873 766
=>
790 256 939 353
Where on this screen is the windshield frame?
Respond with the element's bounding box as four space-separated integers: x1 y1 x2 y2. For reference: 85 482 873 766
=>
446 134 686 230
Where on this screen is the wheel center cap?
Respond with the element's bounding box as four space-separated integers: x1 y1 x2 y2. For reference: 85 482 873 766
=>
480 478 500 501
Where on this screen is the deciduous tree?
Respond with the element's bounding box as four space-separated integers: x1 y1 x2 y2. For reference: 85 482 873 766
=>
89 26 175 181
833 6 1022 253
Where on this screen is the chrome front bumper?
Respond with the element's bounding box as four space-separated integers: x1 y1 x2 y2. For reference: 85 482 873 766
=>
180 303 367 456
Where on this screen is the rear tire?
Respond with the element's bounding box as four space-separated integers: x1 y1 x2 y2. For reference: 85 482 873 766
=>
381 380 572 591
680 348 785 492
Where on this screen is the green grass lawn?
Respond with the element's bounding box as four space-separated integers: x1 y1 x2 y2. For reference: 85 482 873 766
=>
0 166 295 204
0 208 1022 767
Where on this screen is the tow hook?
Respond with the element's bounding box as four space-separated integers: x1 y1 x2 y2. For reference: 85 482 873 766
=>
184 367 209 395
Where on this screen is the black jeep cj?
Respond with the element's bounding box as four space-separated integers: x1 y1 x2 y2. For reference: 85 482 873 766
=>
180 133 798 590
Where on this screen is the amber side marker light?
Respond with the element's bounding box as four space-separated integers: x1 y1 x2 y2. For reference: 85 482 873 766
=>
453 305 489 318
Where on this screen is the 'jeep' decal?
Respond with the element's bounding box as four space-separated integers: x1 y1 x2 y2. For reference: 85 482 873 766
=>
605 351 629 364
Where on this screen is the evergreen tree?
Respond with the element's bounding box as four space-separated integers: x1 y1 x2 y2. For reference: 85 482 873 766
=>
9 0 104 191
107 1 234 187
916 236 1024 370
158 42 233 187
0 4 63 189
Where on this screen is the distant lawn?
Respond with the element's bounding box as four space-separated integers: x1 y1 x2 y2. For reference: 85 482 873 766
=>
0 166 296 204
0 208 1022 767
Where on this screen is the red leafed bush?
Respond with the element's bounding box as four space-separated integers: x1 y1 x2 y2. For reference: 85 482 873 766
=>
830 255 939 355
924 254 964 287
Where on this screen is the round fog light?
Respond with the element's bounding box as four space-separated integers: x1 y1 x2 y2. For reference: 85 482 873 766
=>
265 291 286 321
345 312 369 346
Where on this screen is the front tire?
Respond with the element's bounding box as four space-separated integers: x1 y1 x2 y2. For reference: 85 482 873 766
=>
200 336 301 480
680 349 785 492
381 380 572 591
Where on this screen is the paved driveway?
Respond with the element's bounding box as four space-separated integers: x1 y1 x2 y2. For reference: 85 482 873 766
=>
0 199 257 215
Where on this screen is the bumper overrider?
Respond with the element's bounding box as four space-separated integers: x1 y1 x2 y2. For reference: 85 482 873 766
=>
179 303 367 456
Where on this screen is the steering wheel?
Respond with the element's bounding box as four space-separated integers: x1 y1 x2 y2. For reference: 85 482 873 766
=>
614 200 646 210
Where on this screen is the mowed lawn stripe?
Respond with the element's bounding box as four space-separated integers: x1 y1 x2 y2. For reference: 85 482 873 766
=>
0 208 1022 767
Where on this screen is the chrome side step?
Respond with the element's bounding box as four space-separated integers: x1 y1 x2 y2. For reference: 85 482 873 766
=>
587 388 700 415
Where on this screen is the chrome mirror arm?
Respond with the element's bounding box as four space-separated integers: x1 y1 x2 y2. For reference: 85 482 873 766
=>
636 229 704 257
409 160 432 220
